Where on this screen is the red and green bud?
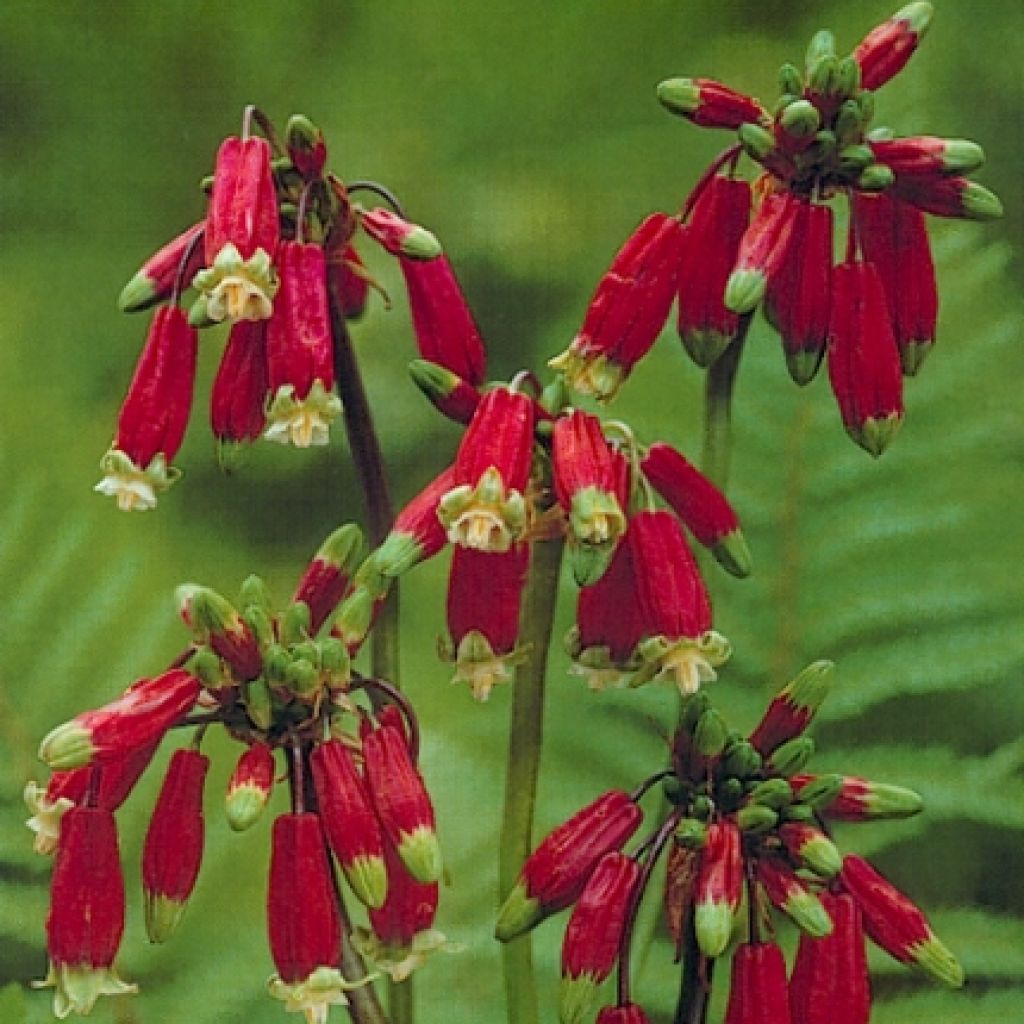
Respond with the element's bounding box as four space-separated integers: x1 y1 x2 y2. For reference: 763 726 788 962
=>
840 854 962 986
363 722 442 884
797 773 924 821
764 199 833 384
560 852 639 1024
292 523 366 633
549 213 687 401
790 890 871 1024
827 260 904 457
693 821 743 957
39 670 201 771
36 806 135 1016
854 192 938 374
285 114 327 181
778 822 842 879
328 243 370 319
196 134 279 323
757 857 833 937
359 207 443 260
565 539 645 691
264 240 342 448
142 747 209 942
95 306 198 511
596 1004 651 1024
657 77 767 130
267 812 357 1020
445 544 530 700
641 442 750 577
725 190 801 315
495 790 642 942
748 661 833 755
374 467 456 580
869 136 985 179
676 174 751 366
892 174 1003 222
225 742 275 832
853 2 934 92
552 410 629 586
177 584 263 680
723 942 791 1024
399 253 487 385
118 220 205 313
210 319 269 455
310 738 388 909
409 359 481 424
438 386 535 553
629 510 729 695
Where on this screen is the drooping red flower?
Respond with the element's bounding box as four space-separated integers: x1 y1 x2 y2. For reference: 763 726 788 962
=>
210 320 270 454
723 942 791 1024
118 221 205 313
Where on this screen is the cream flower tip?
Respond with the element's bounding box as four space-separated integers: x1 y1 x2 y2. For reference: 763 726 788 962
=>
94 473 158 511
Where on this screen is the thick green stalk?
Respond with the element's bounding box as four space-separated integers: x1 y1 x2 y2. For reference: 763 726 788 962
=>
700 315 751 489
498 536 566 1024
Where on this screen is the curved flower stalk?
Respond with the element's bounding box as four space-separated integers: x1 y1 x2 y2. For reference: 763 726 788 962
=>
28 526 452 1023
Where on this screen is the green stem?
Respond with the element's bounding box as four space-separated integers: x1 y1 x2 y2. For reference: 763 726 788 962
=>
700 315 752 489
498 536 566 1024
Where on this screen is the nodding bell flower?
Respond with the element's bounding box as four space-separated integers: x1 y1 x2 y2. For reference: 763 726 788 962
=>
225 741 276 833
495 790 642 942
550 213 687 401
95 305 198 511
118 221 205 313
194 133 279 323
264 240 342 449
444 543 530 700
676 174 751 367
142 747 209 943
826 259 904 457
437 386 536 554
723 942 791 1024
628 510 730 695
35 806 136 1017
328 244 370 320
210 320 269 456
552 410 630 586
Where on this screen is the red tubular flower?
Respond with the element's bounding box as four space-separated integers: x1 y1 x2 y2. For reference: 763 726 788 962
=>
445 544 529 700
211 320 269 452
118 220 205 313
359 208 442 260
399 253 487 385
789 891 871 1024
596 1004 651 1024
641 442 750 577
177 584 263 681
362 721 441 885
195 134 279 323
142 747 209 943
826 260 904 457
225 741 276 832
868 136 985 179
95 306 198 511
495 789 643 942
292 523 365 634
853 2 934 91
311 738 388 909
438 386 536 553
549 213 687 401
677 174 751 366
839 854 963 987
854 192 938 375
629 509 729 695
657 77 767 130
778 822 842 879
267 812 353 1020
39 670 201 771
693 821 743 957
891 174 1003 221
748 661 833 756
560 852 639 1024
723 942 791 1024
328 244 370 320
552 410 630 585
725 190 802 315
36 806 135 1016
566 539 645 690
264 240 341 448
373 466 456 580
757 857 833 938
409 359 481 424
764 199 833 384
791 773 924 821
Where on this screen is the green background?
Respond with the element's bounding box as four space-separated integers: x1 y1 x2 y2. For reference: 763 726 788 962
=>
1 2 1022 1022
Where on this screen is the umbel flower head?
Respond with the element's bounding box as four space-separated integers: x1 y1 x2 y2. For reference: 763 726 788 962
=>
28 525 451 1022
496 656 963 1019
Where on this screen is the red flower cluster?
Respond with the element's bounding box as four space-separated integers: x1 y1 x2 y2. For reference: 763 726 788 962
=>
495 661 962 1022
29 526 447 1021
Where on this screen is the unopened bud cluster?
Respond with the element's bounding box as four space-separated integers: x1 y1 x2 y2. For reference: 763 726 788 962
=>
496 660 961 1022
